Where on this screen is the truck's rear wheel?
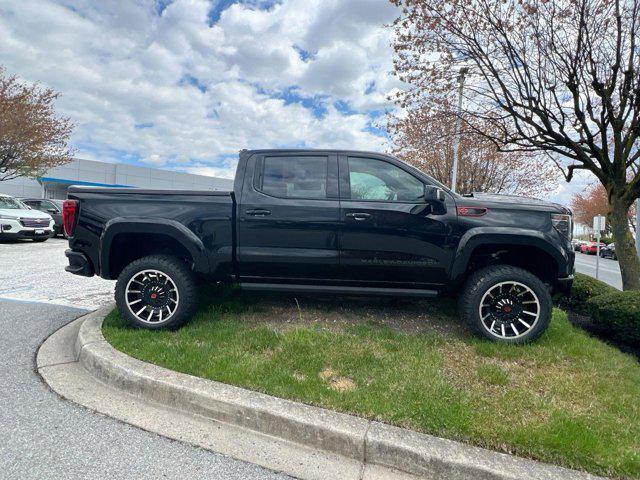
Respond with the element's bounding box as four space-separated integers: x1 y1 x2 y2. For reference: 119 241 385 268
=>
459 265 551 343
115 255 198 329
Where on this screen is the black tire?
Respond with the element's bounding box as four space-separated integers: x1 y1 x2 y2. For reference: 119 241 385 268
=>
115 255 198 329
459 265 552 344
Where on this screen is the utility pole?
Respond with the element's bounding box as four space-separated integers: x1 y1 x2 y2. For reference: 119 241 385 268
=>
451 67 468 193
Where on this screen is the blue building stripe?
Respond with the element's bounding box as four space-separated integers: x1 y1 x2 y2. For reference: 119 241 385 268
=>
38 177 132 188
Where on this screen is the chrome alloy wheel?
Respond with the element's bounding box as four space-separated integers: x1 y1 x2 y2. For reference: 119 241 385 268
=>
125 269 179 325
478 281 540 339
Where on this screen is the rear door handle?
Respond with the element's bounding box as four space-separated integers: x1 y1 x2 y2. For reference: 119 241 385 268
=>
346 212 371 221
246 209 271 216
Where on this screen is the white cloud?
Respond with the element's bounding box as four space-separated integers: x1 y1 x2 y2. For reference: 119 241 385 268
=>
541 170 598 208
0 0 400 177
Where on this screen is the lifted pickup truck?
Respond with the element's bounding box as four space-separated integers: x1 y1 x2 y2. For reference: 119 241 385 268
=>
64 149 574 343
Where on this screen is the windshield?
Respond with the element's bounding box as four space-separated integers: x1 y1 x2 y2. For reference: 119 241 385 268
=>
0 196 23 209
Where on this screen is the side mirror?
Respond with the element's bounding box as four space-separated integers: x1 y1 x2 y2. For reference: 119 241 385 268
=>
424 185 445 203
412 185 446 216
47 208 58 214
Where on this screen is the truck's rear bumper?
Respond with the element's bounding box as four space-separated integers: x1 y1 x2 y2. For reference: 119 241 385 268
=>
65 249 94 277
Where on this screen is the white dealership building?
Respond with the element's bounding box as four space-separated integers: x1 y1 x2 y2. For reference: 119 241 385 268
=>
0 158 233 199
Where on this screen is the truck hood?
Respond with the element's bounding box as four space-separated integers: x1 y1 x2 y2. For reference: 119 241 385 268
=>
463 193 571 214
0 208 52 220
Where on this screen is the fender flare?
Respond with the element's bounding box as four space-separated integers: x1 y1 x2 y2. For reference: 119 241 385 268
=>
449 227 569 284
100 218 208 279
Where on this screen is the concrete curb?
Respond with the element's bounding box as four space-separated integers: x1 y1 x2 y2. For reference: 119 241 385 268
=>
75 306 604 480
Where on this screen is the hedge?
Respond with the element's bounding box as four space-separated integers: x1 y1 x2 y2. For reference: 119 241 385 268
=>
565 273 640 346
564 273 618 313
586 291 640 345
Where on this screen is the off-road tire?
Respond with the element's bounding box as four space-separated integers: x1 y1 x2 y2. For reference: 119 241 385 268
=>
115 255 198 329
459 265 552 344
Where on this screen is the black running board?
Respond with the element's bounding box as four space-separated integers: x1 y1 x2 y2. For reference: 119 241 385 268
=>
239 283 438 297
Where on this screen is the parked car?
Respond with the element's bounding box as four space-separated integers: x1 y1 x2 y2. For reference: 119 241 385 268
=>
0 193 55 242
600 243 617 260
572 239 585 251
64 149 575 344
580 241 606 255
21 198 65 237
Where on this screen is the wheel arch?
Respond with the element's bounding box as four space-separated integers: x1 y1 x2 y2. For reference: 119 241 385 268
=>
100 218 209 280
450 228 568 286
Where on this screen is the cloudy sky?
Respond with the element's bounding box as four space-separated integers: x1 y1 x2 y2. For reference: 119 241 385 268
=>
0 0 592 205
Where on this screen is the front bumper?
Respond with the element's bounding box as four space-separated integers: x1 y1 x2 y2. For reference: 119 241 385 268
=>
0 217 55 240
0 225 54 240
555 274 574 296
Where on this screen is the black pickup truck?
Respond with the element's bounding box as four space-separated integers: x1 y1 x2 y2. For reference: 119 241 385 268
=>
64 149 574 343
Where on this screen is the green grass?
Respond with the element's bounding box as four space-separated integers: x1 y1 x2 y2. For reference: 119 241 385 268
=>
103 293 640 479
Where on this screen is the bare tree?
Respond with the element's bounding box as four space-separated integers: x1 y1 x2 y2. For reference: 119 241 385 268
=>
388 104 557 195
0 67 74 182
391 0 640 290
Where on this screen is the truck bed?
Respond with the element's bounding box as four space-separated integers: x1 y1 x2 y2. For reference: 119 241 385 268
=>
66 186 235 279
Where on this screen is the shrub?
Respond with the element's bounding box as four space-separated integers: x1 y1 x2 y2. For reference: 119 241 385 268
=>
586 291 640 345
562 273 617 313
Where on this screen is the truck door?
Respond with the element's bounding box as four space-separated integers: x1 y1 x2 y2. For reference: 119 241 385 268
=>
338 154 457 286
237 152 341 281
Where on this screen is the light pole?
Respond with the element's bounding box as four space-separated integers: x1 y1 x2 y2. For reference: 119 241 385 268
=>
451 67 469 193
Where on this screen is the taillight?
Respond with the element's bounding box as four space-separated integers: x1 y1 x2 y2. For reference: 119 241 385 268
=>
63 199 78 237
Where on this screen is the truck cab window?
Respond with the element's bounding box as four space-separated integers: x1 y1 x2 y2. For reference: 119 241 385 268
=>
348 157 424 202
261 156 328 199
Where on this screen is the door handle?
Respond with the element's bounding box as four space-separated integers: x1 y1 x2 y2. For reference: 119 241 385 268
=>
346 212 371 221
246 209 271 216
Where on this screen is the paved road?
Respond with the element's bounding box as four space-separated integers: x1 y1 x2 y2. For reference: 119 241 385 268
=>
0 298 290 480
574 251 623 290
0 238 114 309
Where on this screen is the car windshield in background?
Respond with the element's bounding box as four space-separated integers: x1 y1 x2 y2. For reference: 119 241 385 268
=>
0 197 23 209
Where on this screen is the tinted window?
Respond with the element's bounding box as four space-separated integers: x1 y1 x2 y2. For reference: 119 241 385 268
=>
261 156 328 199
348 157 424 201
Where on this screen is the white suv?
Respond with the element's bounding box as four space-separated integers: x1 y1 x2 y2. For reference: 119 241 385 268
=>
0 194 55 242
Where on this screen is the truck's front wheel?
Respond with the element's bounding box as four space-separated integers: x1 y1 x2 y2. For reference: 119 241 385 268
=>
459 265 552 344
115 255 198 329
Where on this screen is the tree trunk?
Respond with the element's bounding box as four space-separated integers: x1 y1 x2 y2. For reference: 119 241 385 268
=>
609 196 640 291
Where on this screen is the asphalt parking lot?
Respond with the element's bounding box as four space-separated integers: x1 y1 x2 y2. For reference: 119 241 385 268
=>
574 251 623 290
0 299 291 480
0 237 290 479
0 237 115 309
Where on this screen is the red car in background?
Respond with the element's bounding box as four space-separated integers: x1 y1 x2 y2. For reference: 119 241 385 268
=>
580 241 606 255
